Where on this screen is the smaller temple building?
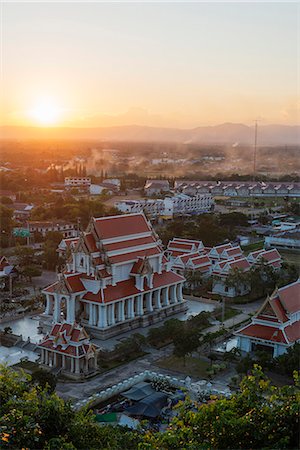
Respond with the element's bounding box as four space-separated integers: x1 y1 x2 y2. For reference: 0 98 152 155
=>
38 322 98 378
235 279 300 357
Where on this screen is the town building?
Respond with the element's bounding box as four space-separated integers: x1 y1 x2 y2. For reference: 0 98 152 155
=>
212 258 251 297
265 232 300 251
64 177 91 191
115 194 213 220
167 237 283 298
235 280 300 357
8 203 34 222
144 180 170 196
38 322 98 378
40 213 187 340
174 180 300 198
247 248 282 269
28 221 78 238
0 256 18 290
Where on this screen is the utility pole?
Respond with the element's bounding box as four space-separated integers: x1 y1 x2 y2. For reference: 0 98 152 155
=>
251 120 259 225
253 120 258 178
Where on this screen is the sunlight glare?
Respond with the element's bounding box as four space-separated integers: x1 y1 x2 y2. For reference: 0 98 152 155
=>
29 98 62 125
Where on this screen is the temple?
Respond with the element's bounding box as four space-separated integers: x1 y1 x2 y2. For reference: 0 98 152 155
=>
235 279 300 357
40 213 186 339
38 322 98 378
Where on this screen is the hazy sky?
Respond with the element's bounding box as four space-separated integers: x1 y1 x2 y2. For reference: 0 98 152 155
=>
1 1 299 128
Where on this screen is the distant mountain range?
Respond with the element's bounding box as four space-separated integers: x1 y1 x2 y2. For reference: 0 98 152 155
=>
1 123 299 145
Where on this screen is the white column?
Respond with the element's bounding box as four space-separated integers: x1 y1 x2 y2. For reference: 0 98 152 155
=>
62 355 66 370
119 300 125 322
177 283 184 302
53 352 57 367
110 303 116 326
170 285 177 304
137 294 144 315
92 304 97 325
146 292 153 312
97 305 108 328
75 358 80 374
69 296 75 323
44 350 49 365
128 298 135 319
53 295 60 322
162 287 170 306
70 358 75 373
88 303 94 326
45 294 51 314
154 289 162 309
40 349 45 364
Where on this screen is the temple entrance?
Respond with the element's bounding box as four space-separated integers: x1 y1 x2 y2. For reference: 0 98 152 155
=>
252 342 274 355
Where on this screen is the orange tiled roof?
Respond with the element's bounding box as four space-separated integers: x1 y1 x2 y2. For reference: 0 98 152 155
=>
93 214 151 240
83 271 184 304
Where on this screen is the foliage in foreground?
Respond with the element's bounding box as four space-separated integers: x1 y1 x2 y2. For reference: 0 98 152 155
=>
0 365 299 449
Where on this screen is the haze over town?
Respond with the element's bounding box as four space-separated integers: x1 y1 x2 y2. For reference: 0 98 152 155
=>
0 2 299 449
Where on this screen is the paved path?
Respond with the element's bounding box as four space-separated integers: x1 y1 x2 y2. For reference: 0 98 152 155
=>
205 312 250 333
56 310 250 403
56 346 175 402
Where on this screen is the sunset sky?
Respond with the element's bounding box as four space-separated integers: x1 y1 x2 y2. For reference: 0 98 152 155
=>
1 2 299 128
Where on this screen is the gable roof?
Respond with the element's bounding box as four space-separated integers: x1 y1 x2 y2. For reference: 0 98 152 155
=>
93 213 151 240
277 279 300 314
236 323 288 344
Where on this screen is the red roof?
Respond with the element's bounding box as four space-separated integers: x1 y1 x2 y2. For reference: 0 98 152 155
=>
189 255 211 268
130 258 145 274
227 258 250 271
84 233 98 253
104 235 156 252
278 280 300 314
284 320 300 343
169 250 187 257
108 246 161 264
172 238 203 246
225 246 243 257
168 242 194 251
213 243 233 254
93 214 151 240
43 281 60 293
177 252 201 265
259 249 281 263
270 297 288 322
49 322 88 342
65 274 85 293
248 249 266 260
237 324 288 344
83 271 184 304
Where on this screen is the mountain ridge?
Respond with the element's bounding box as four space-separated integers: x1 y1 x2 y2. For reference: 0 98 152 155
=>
1 123 299 145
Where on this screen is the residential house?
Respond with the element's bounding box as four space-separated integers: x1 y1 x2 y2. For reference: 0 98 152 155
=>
235 280 300 357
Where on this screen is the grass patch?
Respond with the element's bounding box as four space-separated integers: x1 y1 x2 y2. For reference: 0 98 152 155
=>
279 250 300 268
242 240 264 254
98 351 147 373
214 306 240 321
156 355 210 378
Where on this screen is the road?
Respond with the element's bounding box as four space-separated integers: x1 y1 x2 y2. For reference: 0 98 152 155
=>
56 306 250 403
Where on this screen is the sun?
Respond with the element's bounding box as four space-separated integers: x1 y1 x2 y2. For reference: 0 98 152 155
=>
29 98 62 126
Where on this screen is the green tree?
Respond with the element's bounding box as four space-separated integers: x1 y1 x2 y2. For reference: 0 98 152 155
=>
140 366 299 449
173 328 200 365
31 368 57 393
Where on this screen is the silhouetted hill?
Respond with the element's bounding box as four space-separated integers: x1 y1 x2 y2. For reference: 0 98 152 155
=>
1 123 299 144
